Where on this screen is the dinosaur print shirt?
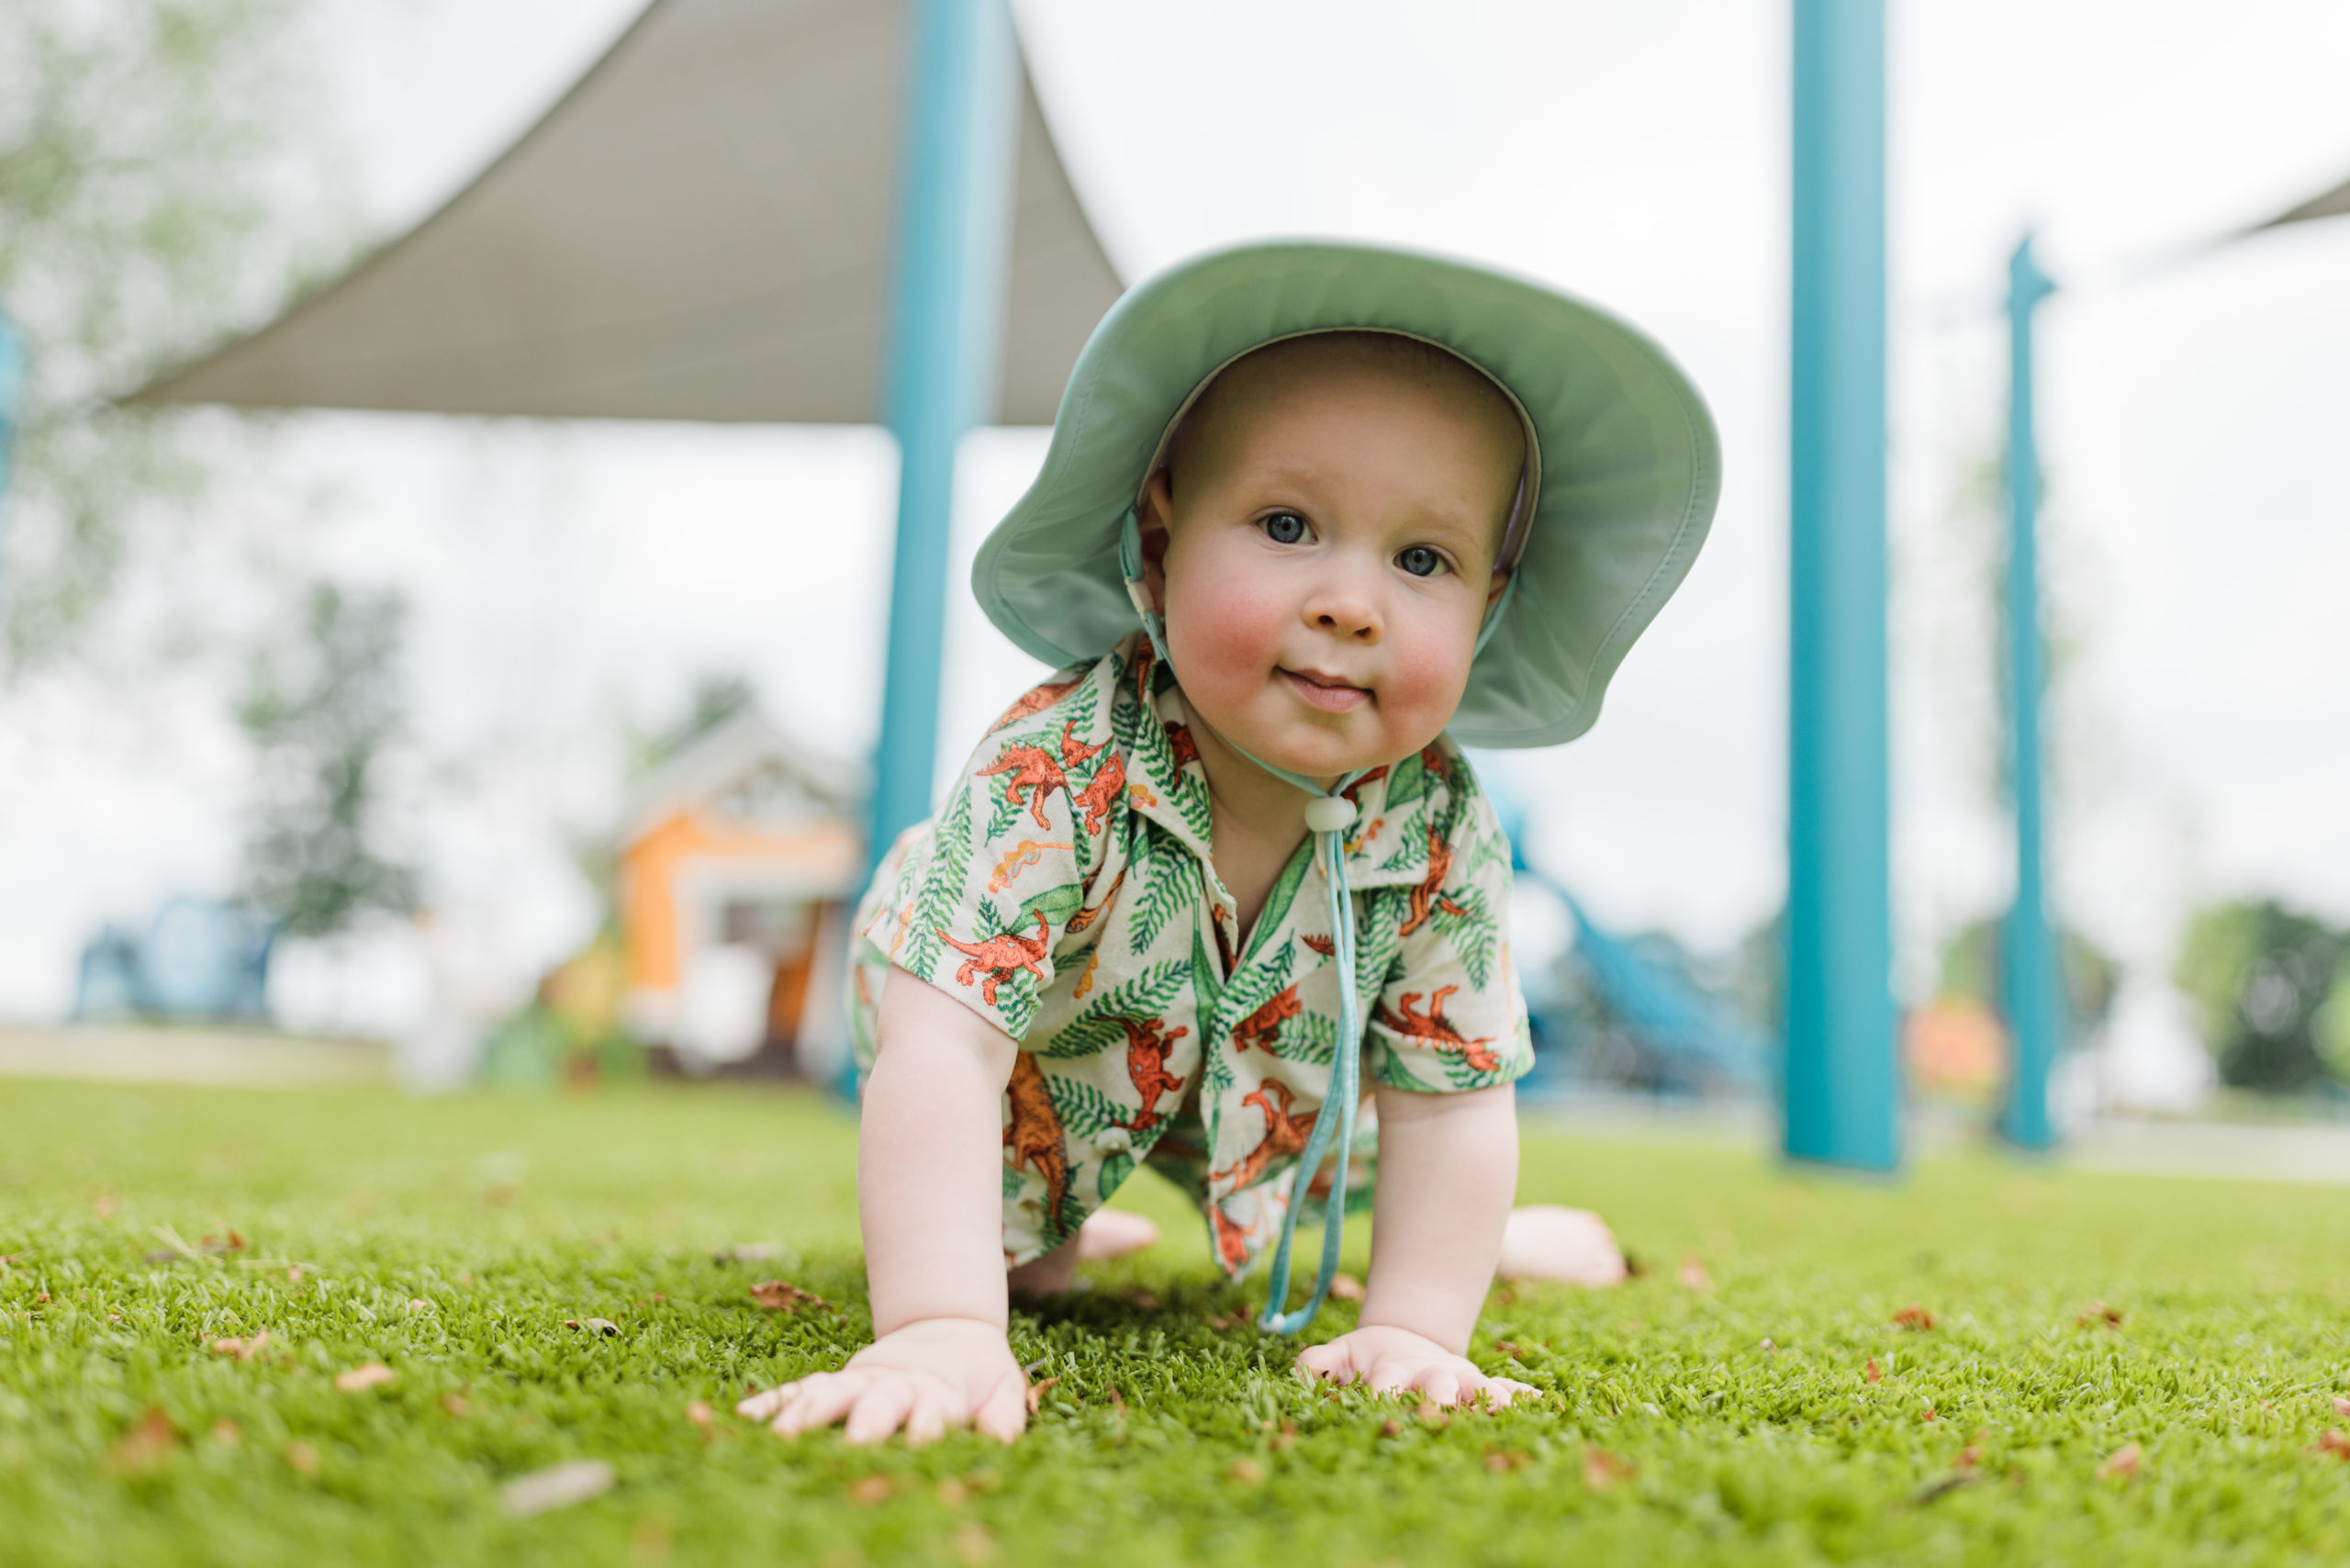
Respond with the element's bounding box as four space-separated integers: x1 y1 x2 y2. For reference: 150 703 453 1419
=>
847 633 1532 1277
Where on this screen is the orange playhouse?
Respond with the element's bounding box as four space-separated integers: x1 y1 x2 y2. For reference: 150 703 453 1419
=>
615 709 865 1077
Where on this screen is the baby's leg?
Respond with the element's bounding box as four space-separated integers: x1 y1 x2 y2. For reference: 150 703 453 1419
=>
1496 1204 1626 1286
1005 1211 1161 1298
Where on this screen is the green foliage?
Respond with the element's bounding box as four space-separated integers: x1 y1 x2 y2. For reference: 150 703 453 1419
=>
237 580 417 938
1938 916 2121 1030
4 1081 2350 1564
0 0 340 666
2174 899 2350 1094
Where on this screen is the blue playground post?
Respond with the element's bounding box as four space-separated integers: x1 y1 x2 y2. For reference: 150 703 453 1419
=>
869 0 1020 867
0 312 23 603
1785 0 1898 1171
1998 234 2061 1149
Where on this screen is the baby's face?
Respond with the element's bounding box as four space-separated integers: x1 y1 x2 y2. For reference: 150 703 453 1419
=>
1138 336 1522 784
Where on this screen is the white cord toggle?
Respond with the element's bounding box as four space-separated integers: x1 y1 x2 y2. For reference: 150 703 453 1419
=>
1302 796 1359 834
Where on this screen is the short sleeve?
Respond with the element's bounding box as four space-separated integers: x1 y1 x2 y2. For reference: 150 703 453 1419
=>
1363 790 1533 1092
859 677 1120 1040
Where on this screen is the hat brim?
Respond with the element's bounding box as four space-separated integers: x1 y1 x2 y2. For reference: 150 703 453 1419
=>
970 239 1721 749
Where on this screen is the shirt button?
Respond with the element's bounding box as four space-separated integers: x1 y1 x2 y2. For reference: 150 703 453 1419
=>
1095 1126 1133 1155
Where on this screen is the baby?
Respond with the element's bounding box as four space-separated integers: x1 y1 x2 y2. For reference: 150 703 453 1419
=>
740 241 1718 1445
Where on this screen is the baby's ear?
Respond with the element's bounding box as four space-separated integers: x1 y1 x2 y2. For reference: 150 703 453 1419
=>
1484 566 1512 610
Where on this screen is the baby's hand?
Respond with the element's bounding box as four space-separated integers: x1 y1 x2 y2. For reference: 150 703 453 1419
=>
736 1317 1028 1446
1294 1324 1538 1408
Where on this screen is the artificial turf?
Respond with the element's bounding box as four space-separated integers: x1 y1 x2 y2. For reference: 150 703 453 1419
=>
1 1078 2346 1567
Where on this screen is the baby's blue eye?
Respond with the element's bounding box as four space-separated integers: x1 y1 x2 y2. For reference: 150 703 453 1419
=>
1262 511 1307 544
1397 545 1446 577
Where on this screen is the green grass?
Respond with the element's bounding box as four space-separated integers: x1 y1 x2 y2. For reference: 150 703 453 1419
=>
2 1080 2347 1567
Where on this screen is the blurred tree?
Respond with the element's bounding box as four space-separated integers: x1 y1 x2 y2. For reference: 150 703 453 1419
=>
237 579 416 937
0 0 340 666
1938 915 2118 1032
630 671 757 777
2174 899 2347 1095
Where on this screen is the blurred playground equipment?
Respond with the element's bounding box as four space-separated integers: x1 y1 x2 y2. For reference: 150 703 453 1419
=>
19 0 2327 1148
612 706 862 1077
72 897 274 1025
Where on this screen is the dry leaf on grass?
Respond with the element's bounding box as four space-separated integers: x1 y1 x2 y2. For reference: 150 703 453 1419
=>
2076 1300 2124 1329
685 1401 714 1428
748 1280 824 1313
1865 1359 1883 1383
1920 1406 1939 1422
1582 1448 1636 1491
1893 1303 1936 1331
564 1317 621 1337
500 1459 616 1518
2097 1443 2142 1480
1106 1383 1128 1414
2333 1395 2350 1419
285 1441 320 1475
1120 1287 1161 1311
1024 1376 1060 1415
1484 1449 1533 1473
1225 1459 1266 1484
111 1408 177 1473
1677 1255 1711 1292
1378 1417 1404 1439
1327 1272 1366 1302
442 1394 469 1417
334 1361 396 1393
2315 1428 2350 1460
1415 1401 1449 1426
849 1475 892 1505
210 1328 269 1360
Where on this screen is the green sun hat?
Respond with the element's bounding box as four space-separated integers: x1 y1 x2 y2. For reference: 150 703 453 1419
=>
970 237 1722 749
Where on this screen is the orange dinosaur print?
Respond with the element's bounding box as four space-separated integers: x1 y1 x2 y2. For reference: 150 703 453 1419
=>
1070 946 1102 1000
1212 1080 1320 1190
1230 984 1301 1054
988 677 1084 734
1065 866 1125 935
976 721 1104 830
1345 815 1384 856
988 839 1072 893
1070 747 1126 835
1418 745 1450 780
1004 1051 1072 1235
1210 1204 1254 1273
1373 985 1503 1073
1118 1015 1189 1130
938 909 1052 1004
1300 933 1337 958
1396 819 1472 937
1163 721 1200 770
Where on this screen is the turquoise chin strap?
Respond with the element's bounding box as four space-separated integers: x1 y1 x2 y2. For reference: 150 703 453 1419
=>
1114 507 1515 1334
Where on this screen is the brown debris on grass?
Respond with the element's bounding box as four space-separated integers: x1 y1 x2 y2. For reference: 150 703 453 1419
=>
333 1362 396 1393
1583 1448 1636 1491
2097 1443 2142 1480
748 1280 824 1313
2076 1300 2124 1329
1893 1303 1936 1331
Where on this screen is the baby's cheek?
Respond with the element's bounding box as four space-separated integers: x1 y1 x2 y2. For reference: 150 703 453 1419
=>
1379 625 1476 744
1168 577 1285 696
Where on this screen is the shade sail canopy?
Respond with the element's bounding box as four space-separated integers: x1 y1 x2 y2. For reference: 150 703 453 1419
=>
129 0 1121 426
2255 170 2350 231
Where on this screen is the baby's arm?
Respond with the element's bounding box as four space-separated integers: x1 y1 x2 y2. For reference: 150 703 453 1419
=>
736 967 1029 1444
1294 1081 1536 1406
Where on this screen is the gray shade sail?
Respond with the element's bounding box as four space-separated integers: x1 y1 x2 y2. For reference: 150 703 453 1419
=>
129 0 1122 426
2256 170 2350 231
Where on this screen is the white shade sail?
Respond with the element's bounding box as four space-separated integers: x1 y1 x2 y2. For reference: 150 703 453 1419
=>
129 0 1122 426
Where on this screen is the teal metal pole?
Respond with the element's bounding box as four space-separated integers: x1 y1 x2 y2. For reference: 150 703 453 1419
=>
1998 234 2061 1149
869 0 1019 867
1785 0 1897 1171
0 312 23 606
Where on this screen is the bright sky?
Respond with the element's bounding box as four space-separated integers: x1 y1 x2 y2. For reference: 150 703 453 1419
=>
3 0 2345 1025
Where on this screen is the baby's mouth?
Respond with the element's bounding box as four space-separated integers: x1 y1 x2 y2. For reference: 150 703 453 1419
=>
1279 666 1372 714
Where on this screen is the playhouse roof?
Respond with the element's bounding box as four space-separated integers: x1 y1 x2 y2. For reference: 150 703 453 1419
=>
127 0 1122 426
619 708 865 851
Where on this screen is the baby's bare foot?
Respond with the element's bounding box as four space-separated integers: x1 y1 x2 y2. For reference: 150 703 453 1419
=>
1497 1204 1627 1286
1074 1209 1159 1261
